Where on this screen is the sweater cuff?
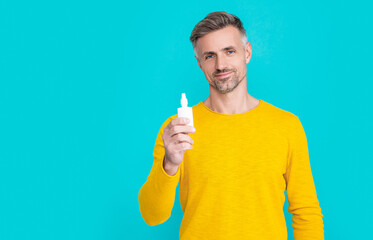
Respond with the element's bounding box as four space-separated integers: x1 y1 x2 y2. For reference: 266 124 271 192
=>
157 155 180 183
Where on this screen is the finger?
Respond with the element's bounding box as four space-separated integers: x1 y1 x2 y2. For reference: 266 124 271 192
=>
165 118 187 132
174 141 193 151
172 134 194 145
170 117 190 127
169 125 196 137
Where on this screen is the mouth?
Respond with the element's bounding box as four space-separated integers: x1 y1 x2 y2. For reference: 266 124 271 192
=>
215 71 232 79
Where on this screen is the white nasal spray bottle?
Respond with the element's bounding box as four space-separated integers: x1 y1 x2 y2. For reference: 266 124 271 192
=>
178 93 194 127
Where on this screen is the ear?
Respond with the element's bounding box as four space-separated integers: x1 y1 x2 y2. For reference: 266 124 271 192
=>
245 42 252 64
195 55 202 69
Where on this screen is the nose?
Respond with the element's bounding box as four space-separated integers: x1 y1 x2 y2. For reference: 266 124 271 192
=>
215 54 227 71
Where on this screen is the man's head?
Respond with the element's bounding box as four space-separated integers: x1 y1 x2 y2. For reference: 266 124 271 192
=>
190 11 252 94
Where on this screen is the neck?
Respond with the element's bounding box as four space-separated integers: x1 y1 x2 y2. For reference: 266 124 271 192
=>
203 81 259 115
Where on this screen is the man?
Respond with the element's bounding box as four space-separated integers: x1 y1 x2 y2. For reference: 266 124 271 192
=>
139 11 324 240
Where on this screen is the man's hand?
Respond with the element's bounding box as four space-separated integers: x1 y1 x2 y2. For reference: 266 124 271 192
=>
162 117 196 176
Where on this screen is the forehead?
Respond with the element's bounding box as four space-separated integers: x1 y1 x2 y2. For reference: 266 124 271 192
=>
196 26 243 54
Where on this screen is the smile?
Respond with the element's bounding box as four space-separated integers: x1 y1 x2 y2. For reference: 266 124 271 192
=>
215 72 232 79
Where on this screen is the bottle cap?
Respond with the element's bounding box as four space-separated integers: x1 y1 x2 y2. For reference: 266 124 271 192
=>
181 93 188 107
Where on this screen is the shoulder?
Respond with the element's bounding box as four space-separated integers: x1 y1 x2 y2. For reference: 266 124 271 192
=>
262 100 298 118
260 100 302 129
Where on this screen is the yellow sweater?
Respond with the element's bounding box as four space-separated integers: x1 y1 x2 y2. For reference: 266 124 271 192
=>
139 99 324 240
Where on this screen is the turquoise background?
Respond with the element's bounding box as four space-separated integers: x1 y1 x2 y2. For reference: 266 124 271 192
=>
1 0 372 239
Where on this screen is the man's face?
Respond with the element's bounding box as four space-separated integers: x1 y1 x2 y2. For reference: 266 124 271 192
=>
195 26 252 94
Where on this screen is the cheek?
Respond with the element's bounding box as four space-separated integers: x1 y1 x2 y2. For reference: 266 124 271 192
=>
235 59 247 71
202 64 215 76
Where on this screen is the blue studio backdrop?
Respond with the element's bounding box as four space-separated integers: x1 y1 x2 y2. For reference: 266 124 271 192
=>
1 0 372 239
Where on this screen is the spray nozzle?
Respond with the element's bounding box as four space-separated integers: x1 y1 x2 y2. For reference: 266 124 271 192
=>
181 93 188 107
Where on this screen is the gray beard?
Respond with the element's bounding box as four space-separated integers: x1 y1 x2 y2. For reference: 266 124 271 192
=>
210 72 244 94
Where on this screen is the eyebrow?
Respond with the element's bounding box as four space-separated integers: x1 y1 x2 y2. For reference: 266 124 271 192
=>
202 46 236 57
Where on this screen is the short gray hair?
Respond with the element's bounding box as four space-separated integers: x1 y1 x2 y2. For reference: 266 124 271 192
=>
190 11 248 57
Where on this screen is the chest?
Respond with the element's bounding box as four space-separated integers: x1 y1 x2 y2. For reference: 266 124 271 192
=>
182 121 289 184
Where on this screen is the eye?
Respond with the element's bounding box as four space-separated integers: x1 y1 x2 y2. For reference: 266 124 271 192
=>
205 55 214 60
227 50 235 55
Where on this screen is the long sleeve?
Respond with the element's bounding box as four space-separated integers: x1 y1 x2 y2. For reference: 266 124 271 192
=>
284 116 324 240
138 116 180 226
